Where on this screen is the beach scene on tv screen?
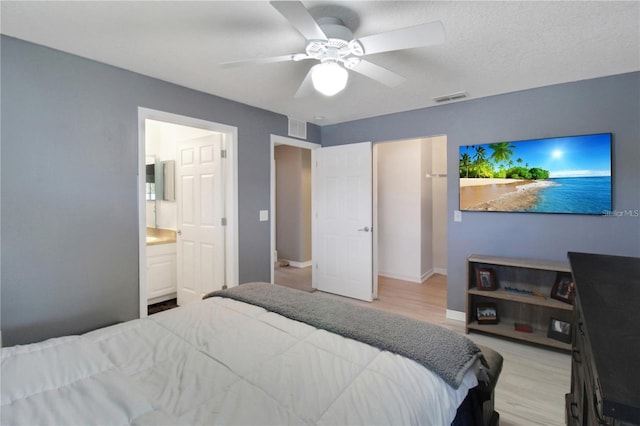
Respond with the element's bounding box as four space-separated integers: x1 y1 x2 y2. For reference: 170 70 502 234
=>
459 133 612 214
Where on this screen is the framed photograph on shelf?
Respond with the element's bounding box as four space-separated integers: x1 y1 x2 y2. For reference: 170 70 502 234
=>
547 317 572 344
476 268 497 291
551 272 575 305
476 302 499 324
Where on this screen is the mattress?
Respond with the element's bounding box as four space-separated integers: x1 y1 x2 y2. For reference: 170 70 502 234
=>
2 295 479 425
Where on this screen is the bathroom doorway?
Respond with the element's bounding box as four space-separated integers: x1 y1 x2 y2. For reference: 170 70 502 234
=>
138 108 238 317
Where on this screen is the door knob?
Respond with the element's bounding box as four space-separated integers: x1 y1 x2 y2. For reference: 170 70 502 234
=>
357 227 370 232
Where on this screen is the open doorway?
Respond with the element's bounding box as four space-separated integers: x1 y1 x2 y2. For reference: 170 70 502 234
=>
270 135 320 291
138 108 239 318
374 135 448 283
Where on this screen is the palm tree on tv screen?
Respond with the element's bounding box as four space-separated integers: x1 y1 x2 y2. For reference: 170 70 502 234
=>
460 152 472 177
489 142 516 169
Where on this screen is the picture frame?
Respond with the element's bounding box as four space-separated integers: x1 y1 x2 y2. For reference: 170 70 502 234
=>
476 302 498 324
476 267 497 291
458 133 612 215
550 272 575 305
547 317 572 344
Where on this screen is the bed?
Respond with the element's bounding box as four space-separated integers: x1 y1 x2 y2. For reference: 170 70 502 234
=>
1 283 501 425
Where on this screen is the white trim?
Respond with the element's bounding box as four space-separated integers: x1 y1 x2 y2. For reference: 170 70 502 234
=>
280 260 313 269
147 292 177 306
138 108 239 319
270 134 321 285
378 271 426 284
372 145 379 299
446 309 466 322
377 269 444 283
422 269 435 282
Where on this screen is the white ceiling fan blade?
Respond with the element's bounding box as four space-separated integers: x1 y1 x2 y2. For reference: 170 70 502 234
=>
220 54 299 68
270 1 327 41
350 60 406 87
294 68 315 98
356 21 445 56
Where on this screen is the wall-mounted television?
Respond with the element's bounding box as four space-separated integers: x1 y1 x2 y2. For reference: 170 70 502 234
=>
459 133 612 214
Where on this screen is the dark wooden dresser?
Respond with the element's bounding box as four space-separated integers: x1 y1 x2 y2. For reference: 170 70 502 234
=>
567 252 640 425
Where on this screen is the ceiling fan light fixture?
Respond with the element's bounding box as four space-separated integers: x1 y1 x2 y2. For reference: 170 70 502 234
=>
311 61 348 96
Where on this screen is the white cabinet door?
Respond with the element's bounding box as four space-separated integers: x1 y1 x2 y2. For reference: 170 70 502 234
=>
147 243 177 300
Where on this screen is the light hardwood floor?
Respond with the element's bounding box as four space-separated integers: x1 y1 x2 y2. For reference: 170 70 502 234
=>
274 266 570 426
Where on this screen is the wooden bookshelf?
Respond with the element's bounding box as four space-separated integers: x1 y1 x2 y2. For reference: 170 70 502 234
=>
468 287 573 311
467 321 571 351
466 255 574 351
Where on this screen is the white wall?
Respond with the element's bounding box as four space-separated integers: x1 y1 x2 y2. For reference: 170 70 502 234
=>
430 136 448 273
420 140 434 279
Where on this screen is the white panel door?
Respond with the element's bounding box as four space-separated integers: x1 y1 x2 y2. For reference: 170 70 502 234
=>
176 135 225 306
314 142 373 301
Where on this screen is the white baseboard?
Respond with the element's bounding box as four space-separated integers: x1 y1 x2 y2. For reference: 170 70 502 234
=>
421 269 435 282
446 309 466 322
285 260 312 268
433 267 447 275
380 269 442 284
378 271 422 284
148 292 177 306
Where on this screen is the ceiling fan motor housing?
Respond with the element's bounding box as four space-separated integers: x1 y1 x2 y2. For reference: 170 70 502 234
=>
306 17 364 63
317 17 352 45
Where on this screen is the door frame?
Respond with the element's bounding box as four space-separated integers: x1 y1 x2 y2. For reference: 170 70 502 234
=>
138 107 239 318
269 135 321 285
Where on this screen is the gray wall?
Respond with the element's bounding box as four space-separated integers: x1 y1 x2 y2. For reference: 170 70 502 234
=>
322 72 640 313
0 36 319 346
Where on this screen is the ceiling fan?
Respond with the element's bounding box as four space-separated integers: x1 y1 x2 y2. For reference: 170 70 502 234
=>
221 1 446 97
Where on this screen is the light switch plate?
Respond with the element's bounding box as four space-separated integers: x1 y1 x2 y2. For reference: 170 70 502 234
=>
454 210 462 222
259 210 269 222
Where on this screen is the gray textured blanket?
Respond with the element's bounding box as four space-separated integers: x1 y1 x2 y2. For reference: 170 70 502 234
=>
206 282 485 389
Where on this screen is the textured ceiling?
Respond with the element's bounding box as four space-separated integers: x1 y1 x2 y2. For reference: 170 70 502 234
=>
1 1 638 125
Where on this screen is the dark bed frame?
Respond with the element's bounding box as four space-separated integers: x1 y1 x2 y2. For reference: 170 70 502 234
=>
453 344 503 426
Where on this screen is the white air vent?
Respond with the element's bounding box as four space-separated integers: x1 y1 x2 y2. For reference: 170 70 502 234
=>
288 117 307 139
433 92 468 103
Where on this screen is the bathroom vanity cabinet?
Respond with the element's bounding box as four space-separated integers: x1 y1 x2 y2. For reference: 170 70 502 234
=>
147 242 177 304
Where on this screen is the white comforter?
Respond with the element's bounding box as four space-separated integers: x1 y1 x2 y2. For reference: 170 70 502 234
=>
2 297 478 425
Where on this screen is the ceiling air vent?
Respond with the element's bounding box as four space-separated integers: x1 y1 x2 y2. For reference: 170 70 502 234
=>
288 117 307 140
433 92 468 103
